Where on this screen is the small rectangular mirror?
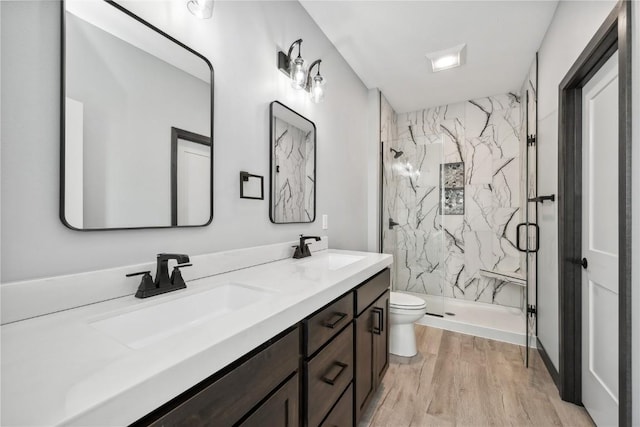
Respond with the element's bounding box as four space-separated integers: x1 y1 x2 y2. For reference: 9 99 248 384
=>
62 0 213 230
269 101 316 223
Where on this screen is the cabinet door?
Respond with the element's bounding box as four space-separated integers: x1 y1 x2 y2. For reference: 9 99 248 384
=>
239 373 299 427
354 305 375 423
320 384 353 427
373 290 390 386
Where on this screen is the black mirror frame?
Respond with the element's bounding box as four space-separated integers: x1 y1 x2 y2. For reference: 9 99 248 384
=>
59 0 214 231
269 101 317 224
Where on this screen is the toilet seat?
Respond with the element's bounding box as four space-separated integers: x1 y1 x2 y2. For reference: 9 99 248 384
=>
390 291 427 311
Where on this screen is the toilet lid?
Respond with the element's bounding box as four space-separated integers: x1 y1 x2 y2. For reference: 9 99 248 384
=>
390 292 426 309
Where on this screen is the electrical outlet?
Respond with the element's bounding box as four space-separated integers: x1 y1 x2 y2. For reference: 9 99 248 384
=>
322 214 328 230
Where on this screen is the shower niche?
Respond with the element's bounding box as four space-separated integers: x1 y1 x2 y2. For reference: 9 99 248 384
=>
440 162 464 215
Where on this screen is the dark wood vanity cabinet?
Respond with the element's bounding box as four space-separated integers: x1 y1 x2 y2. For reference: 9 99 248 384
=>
134 327 301 427
354 270 390 424
373 291 390 386
320 384 353 427
238 373 299 427
303 292 354 427
302 269 390 427
133 268 390 427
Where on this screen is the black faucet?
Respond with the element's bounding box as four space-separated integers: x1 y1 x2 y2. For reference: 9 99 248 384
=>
293 235 321 259
127 253 191 298
155 253 190 287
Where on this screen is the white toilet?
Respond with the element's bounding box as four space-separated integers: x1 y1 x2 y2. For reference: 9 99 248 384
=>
389 291 427 357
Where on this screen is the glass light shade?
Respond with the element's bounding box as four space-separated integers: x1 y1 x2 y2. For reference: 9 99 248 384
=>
187 0 213 19
290 56 307 90
309 74 325 103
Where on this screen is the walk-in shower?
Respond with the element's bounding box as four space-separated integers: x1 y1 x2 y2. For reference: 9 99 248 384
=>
381 57 539 364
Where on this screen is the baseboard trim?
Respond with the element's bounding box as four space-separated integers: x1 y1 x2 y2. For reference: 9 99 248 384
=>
537 338 560 389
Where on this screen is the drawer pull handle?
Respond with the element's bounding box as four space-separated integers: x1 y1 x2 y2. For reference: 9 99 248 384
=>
321 312 348 329
372 307 384 335
321 361 348 386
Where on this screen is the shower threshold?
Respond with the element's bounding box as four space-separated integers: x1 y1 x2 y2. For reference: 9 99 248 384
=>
408 293 536 347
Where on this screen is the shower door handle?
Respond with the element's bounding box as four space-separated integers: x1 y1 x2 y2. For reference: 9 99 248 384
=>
516 223 528 252
516 223 540 253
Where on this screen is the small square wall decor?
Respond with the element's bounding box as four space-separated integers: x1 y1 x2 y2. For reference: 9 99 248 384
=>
442 161 464 188
442 188 464 215
440 162 465 215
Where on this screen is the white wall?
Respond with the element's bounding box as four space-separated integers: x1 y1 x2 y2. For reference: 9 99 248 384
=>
366 88 380 253
0 0 372 282
536 0 617 370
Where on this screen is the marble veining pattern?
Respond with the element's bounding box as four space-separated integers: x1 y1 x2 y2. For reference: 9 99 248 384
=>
388 93 525 309
272 117 314 223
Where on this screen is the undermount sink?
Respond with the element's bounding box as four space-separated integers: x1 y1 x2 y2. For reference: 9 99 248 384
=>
90 283 275 349
303 253 365 271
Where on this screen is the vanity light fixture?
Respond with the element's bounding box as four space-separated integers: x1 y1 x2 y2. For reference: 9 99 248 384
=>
307 59 325 103
278 39 308 89
278 40 326 101
187 0 213 19
426 43 466 72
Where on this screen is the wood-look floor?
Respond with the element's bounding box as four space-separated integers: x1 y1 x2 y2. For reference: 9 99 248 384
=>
360 325 594 427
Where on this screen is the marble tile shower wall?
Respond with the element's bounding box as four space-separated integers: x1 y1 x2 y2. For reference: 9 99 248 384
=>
390 94 524 308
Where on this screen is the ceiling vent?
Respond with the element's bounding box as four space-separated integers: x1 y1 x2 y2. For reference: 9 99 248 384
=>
426 43 466 72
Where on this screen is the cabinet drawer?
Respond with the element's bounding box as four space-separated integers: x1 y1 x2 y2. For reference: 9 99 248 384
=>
239 373 299 427
355 269 390 315
305 324 354 427
304 292 354 356
320 383 353 427
146 327 300 427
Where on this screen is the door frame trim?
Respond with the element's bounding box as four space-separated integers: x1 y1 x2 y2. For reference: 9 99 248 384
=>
557 1 632 425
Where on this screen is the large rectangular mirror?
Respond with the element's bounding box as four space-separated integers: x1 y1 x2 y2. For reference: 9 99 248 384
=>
61 0 213 230
269 101 316 223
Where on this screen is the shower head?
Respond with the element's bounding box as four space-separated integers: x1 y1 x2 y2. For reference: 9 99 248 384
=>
390 148 404 159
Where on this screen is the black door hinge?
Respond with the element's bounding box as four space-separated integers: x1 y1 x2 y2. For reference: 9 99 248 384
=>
527 304 537 317
527 135 536 146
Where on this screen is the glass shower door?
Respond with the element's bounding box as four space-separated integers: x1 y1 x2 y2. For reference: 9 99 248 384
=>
382 132 446 317
518 57 538 367
524 66 538 367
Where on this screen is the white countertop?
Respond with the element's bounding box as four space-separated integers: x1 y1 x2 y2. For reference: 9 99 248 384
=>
1 249 392 426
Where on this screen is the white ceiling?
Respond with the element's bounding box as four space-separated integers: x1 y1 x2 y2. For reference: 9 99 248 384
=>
300 1 558 113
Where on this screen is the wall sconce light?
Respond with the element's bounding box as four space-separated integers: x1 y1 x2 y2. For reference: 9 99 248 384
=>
278 39 307 89
278 40 326 102
187 0 213 19
307 59 325 103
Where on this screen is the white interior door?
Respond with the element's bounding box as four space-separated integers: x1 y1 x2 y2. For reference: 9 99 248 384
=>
581 51 619 427
177 140 210 226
